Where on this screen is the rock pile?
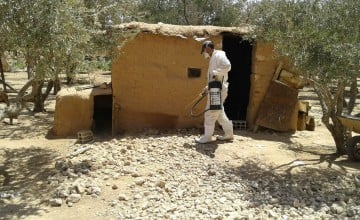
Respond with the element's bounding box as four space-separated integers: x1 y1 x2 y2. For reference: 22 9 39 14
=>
47 129 360 219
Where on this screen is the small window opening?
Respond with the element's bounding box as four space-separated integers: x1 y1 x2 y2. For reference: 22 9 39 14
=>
188 68 201 78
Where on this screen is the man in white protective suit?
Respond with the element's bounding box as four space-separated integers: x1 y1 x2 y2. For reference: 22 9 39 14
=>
195 40 234 144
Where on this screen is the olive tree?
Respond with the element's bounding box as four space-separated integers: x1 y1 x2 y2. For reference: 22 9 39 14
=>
83 0 140 64
248 0 360 154
137 0 247 26
2 0 92 112
1 0 137 112
0 0 18 92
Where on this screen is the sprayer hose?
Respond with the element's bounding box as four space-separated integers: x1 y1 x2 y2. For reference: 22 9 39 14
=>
190 93 208 117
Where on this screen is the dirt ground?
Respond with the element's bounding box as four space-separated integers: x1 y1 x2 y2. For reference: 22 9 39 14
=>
1 72 360 220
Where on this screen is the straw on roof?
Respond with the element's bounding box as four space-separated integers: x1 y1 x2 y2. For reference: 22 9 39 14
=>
113 22 252 37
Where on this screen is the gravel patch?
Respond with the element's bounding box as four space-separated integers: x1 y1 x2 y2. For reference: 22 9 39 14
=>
40 129 360 219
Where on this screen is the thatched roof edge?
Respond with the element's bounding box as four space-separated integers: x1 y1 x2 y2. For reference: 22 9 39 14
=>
113 22 253 38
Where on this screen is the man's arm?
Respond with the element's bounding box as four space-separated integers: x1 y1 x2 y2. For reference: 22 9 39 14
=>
212 52 231 80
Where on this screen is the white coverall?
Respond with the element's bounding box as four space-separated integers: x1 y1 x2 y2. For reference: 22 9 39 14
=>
201 49 233 141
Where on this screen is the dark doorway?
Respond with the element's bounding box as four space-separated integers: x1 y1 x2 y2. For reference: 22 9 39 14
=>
93 95 112 134
222 34 252 120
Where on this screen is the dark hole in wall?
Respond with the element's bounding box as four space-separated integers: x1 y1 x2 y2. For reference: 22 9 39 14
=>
188 68 201 78
222 34 252 121
93 95 112 134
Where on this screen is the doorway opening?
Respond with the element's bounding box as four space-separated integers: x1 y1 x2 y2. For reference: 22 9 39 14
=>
93 95 112 134
222 34 252 121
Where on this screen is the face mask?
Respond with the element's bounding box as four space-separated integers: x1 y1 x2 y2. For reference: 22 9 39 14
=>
203 52 210 59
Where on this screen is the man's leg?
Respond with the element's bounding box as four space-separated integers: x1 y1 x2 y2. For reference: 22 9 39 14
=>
196 110 220 144
216 90 233 141
217 109 233 141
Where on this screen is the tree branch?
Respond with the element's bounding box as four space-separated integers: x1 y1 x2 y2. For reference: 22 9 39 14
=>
182 0 190 25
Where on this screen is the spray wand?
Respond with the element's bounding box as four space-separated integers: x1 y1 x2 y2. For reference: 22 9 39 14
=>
190 88 208 117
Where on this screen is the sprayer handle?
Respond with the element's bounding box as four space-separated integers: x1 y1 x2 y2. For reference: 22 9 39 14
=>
200 86 208 96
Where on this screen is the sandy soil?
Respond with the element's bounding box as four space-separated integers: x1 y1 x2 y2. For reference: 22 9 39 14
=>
1 72 359 220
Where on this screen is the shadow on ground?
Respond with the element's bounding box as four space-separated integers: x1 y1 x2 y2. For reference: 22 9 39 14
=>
180 127 360 215
0 95 56 141
222 156 360 215
0 147 59 220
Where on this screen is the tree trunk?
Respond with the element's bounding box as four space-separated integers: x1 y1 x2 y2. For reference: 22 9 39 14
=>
66 75 73 85
66 62 77 85
25 53 35 80
33 80 45 112
329 116 347 155
322 116 347 155
53 75 61 95
0 58 6 92
181 0 190 25
27 66 34 79
315 82 347 155
15 77 36 113
347 76 358 115
321 115 347 155
0 79 17 93
15 78 49 112
16 77 35 103
42 80 53 102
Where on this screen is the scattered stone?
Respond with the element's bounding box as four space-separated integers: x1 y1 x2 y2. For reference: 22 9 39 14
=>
208 169 216 176
49 198 62 207
43 129 360 219
156 181 166 189
75 184 86 194
110 200 118 207
122 167 136 174
347 209 356 217
134 178 146 186
67 194 81 203
90 186 101 196
118 194 129 201
331 202 345 214
55 159 72 171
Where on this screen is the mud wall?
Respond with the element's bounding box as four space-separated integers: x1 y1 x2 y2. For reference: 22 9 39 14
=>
112 32 296 132
112 33 222 132
247 41 294 129
52 87 112 137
